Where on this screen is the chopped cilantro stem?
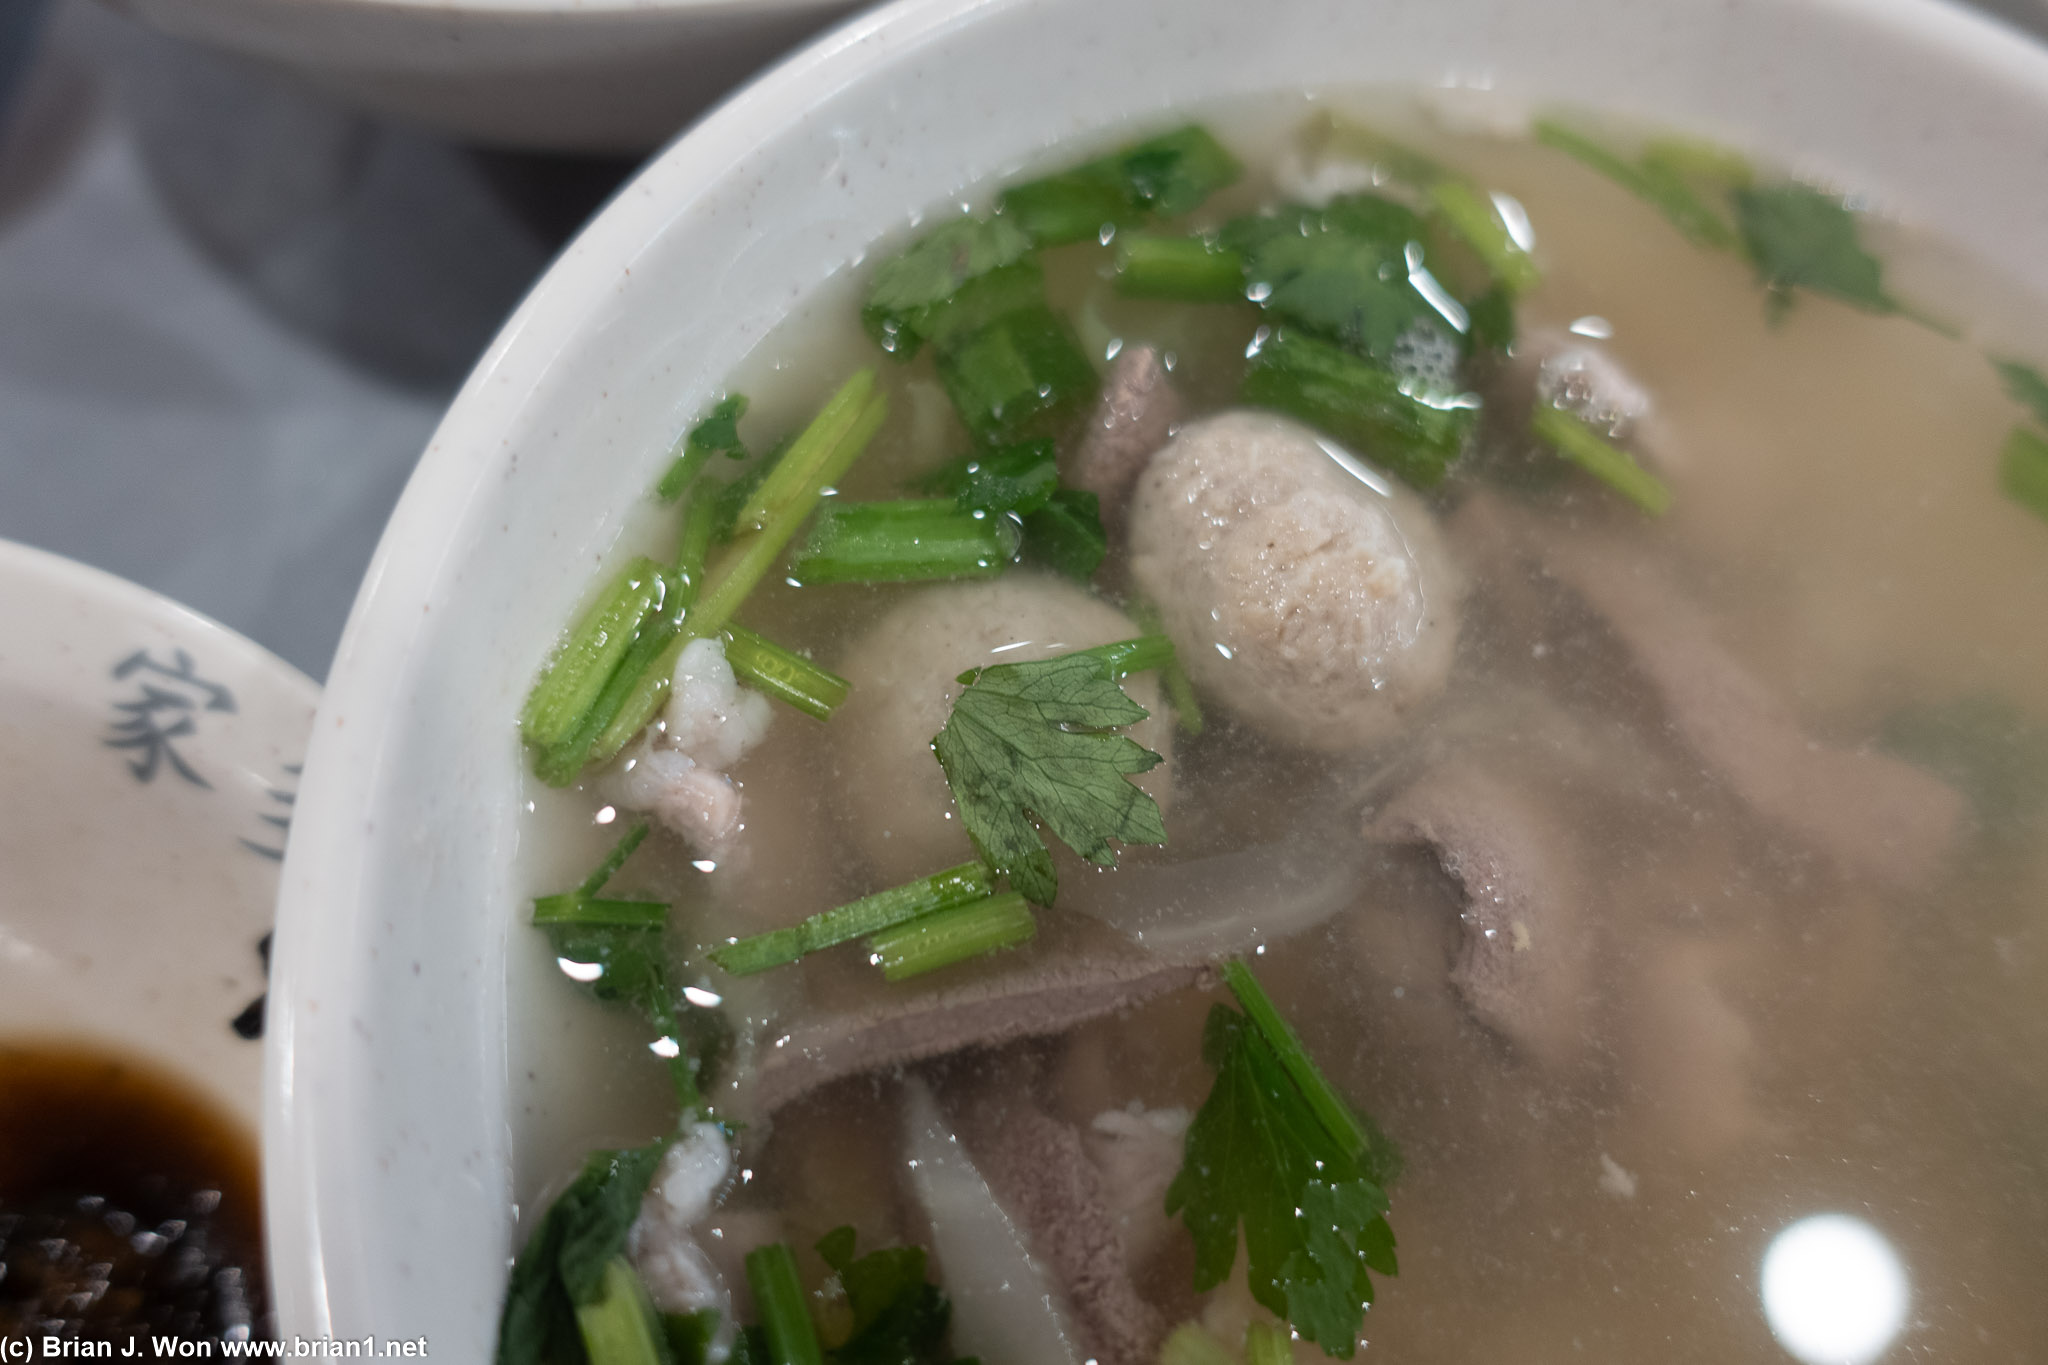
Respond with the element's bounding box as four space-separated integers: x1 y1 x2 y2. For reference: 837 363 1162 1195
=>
575 1256 670 1365
533 896 669 927
522 555 667 752
673 491 721 603
1071 633 1176 681
1529 407 1672 516
1222 960 1372 1163
2000 425 2048 525
789 499 1020 584
1640 135 1754 192
534 609 680 786
1160 1323 1240 1365
867 890 1036 981
658 395 750 504
722 625 851 721
1131 605 1205 736
744 1244 824 1365
1115 234 1247 301
693 384 890 637
589 631 687 768
1240 329 1473 490
580 820 651 895
710 862 996 976
1245 1321 1294 1365
1425 180 1541 296
731 371 876 536
1532 119 1736 251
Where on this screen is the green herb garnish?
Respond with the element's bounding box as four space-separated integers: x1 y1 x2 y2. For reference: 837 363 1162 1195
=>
789 500 1020 585
1239 329 1474 490
931 639 1170 907
522 555 669 756
947 438 1060 517
1159 1324 1238 1365
1114 234 1248 302
1166 961 1399 1360
657 395 750 503
1732 183 1898 319
2002 425 2048 525
1996 359 2048 428
709 862 996 976
1020 488 1108 582
747 1244 825 1365
497 1141 671 1365
866 890 1036 980
999 124 1240 246
1529 406 1673 516
862 217 1036 359
1533 120 1738 251
1880 693 2048 836
1244 1321 1294 1365
934 304 1100 445
723 625 851 722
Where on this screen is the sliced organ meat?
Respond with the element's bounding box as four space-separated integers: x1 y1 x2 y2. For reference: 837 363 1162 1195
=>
1450 493 1964 888
1063 345 1182 533
1129 409 1461 752
739 911 1215 1119
1365 759 1594 1069
940 1067 1165 1365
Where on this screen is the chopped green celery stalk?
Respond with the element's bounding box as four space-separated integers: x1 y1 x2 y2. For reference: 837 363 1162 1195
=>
1640 135 1755 191
1115 235 1247 301
656 439 716 505
521 555 667 751
789 499 1019 585
1000 176 1131 247
661 1310 719 1365
535 614 681 785
692 390 889 640
532 895 668 927
868 891 1036 981
744 1244 823 1365
710 862 995 976
575 1256 670 1365
1240 330 1472 491
1159 1322 1241 1365
731 371 875 536
588 631 689 768
579 821 651 895
935 305 1100 444
1532 120 1735 251
673 492 720 604
722 625 850 722
1223 959 1373 1163
1426 179 1541 295
861 216 1036 359
1021 487 1107 581
913 261 1049 358
1244 1321 1293 1365
1530 406 1673 516
2001 426 2048 524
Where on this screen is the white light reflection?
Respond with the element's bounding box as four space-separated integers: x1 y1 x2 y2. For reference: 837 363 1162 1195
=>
1760 1214 1908 1365
682 985 723 1008
1490 191 1536 252
557 958 604 983
1569 315 1614 339
649 1036 681 1059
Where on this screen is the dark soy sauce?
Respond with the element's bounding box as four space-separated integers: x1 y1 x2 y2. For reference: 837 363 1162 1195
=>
0 1043 268 1344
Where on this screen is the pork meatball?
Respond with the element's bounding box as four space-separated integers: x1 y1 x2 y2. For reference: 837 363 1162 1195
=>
831 575 1174 890
1128 409 1459 751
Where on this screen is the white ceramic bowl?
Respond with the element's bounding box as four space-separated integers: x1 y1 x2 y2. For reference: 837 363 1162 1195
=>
99 0 861 151
268 0 2048 1350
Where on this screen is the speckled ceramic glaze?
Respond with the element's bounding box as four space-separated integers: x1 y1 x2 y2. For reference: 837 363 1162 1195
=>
0 538 317 1131
268 0 2048 1350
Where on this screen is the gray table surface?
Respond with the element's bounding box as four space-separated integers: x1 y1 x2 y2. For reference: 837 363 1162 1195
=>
2 0 2044 685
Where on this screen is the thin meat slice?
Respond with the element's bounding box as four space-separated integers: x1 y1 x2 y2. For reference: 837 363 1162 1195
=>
1451 493 1963 888
1365 760 1594 1069
940 1062 1166 1365
740 912 1214 1118
1064 345 1181 533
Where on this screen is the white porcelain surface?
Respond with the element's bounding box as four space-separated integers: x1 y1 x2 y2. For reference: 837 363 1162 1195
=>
0 537 317 1130
269 0 2048 1351
98 0 862 151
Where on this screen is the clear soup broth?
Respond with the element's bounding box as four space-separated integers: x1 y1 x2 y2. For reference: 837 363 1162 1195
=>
500 95 2048 1365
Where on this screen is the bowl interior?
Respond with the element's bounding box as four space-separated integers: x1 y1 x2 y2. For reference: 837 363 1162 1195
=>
267 0 2048 1349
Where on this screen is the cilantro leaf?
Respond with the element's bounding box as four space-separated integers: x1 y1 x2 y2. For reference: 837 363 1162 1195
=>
931 647 1167 906
862 217 1036 359
1732 183 1898 319
658 395 751 503
1996 359 2048 428
1166 977 1397 1359
814 1229 958 1365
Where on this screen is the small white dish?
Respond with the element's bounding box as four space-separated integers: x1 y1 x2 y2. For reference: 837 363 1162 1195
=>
0 538 318 1130
268 0 2048 1351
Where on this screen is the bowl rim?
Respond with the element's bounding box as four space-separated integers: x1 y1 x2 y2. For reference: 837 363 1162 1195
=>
266 0 2048 1344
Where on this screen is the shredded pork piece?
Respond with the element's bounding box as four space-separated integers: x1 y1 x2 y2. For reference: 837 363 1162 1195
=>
609 636 771 855
629 1123 737 1358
